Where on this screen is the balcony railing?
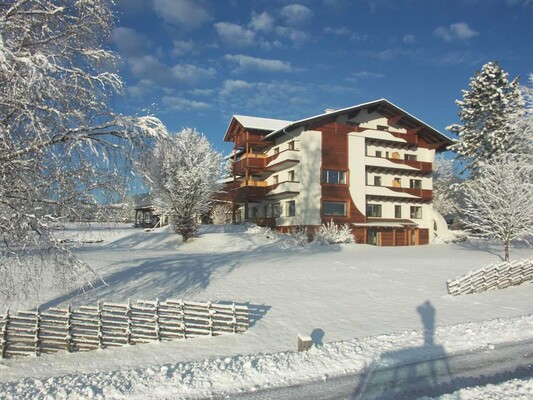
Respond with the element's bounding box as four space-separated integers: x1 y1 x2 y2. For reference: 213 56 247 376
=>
233 154 267 175
234 132 273 148
366 156 432 173
366 185 432 201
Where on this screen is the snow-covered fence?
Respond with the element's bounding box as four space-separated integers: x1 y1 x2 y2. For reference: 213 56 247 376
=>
446 259 533 296
0 299 248 359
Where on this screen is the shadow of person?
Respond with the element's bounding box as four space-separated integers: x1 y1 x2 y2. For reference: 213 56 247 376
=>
351 300 458 400
311 328 325 346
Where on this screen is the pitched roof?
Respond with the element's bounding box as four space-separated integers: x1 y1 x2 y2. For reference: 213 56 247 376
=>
233 115 293 132
264 98 454 147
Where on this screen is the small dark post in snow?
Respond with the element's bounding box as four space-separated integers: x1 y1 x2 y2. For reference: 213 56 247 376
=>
298 334 313 352
1 309 9 358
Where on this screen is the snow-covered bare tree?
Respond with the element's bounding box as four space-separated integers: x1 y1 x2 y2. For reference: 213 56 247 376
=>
210 203 232 225
460 155 532 261
0 0 169 303
448 62 523 175
145 129 222 242
432 154 465 222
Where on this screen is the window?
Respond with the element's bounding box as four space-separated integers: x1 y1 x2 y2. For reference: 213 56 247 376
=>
273 175 279 184
288 170 295 181
385 151 390 159
322 201 346 216
273 147 280 155
373 176 382 186
272 203 281 218
322 170 346 184
252 207 259 218
287 201 296 217
375 150 382 158
395 205 402 219
404 154 417 161
377 125 388 131
288 141 295 150
410 179 422 189
263 205 268 217
392 177 401 188
366 204 382 217
410 206 422 219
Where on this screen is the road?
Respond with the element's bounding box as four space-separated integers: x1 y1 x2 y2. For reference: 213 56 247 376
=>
226 339 533 400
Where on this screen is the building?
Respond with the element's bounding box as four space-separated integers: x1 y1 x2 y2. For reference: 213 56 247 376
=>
133 193 167 229
223 99 454 245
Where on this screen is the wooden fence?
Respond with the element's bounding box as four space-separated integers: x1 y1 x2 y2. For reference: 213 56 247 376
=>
447 259 533 296
0 299 248 359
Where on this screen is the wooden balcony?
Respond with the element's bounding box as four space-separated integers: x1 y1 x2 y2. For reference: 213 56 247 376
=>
388 158 432 172
232 180 270 202
234 132 273 149
233 154 268 175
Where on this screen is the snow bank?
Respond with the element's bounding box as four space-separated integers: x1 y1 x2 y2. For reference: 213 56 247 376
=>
0 314 531 399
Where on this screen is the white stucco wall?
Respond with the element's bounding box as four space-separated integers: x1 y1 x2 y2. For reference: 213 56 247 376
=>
348 134 367 215
299 130 322 225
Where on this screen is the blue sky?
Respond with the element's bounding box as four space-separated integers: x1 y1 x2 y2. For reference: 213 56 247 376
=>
112 0 533 154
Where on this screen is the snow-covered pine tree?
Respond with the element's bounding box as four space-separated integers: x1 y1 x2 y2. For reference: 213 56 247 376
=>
145 129 222 241
448 62 523 175
460 155 532 261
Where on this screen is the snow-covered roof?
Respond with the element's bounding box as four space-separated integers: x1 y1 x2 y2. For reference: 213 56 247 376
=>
233 115 292 132
264 98 454 147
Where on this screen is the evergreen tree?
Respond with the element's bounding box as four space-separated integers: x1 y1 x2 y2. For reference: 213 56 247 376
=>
448 62 523 174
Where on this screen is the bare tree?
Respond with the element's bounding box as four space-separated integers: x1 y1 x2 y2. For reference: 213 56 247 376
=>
460 155 532 261
144 129 222 242
0 0 168 302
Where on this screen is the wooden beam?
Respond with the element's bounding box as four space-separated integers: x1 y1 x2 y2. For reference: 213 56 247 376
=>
387 115 403 126
407 126 423 135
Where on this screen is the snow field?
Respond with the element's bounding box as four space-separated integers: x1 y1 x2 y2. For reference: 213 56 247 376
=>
0 224 532 397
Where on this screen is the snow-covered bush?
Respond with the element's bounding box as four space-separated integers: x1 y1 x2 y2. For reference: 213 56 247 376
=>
314 221 355 245
432 230 468 244
279 227 310 248
246 224 278 240
210 204 232 225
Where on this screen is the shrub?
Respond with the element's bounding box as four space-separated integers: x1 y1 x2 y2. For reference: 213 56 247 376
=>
314 220 355 245
279 227 310 248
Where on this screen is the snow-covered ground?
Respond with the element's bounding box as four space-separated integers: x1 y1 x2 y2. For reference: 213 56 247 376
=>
1 224 532 398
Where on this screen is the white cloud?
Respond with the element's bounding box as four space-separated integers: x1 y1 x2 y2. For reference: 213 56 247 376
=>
280 4 313 25
249 11 275 32
224 54 293 73
127 79 157 97
171 40 194 57
506 0 533 7
434 22 479 42
214 22 256 47
402 34 416 44
111 27 152 58
153 0 212 30
346 71 385 82
220 80 255 97
162 96 210 111
128 56 216 85
275 26 308 46
323 26 368 41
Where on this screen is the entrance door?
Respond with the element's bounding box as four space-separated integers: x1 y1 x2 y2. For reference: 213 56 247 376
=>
367 229 379 246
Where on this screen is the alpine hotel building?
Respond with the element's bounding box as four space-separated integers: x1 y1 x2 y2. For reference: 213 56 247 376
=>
223 99 454 246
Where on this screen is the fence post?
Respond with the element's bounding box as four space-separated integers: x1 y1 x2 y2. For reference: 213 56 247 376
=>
180 300 186 339
66 305 73 353
1 309 9 359
97 301 103 349
231 303 237 333
154 298 161 341
126 299 132 345
35 307 41 356
207 301 213 336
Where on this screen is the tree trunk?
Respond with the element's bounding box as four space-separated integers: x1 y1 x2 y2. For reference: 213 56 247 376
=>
504 240 510 262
